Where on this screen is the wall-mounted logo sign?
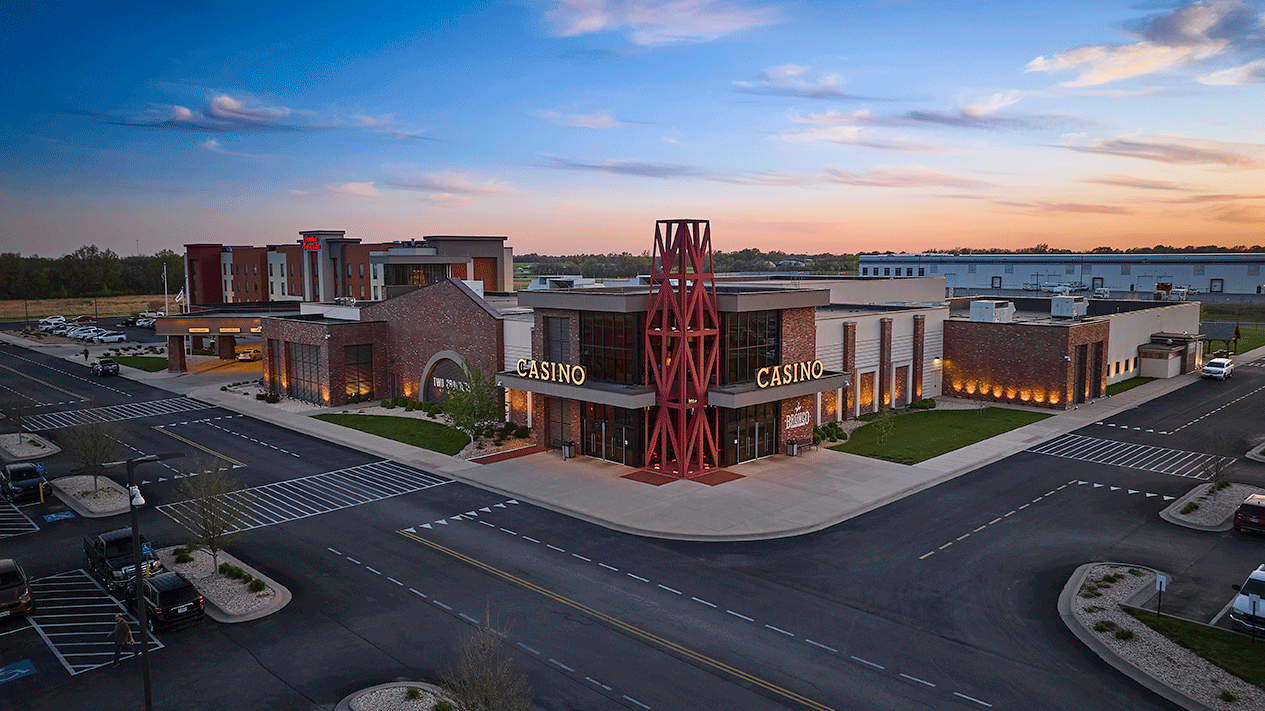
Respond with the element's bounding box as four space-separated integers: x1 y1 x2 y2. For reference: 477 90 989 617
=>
302 235 321 251
785 409 811 430
516 359 586 386
756 360 824 388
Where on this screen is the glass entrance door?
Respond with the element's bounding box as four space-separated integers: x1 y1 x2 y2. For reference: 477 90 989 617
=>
723 402 778 465
581 404 642 467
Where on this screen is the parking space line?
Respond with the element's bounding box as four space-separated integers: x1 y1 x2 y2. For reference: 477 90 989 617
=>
25 569 163 675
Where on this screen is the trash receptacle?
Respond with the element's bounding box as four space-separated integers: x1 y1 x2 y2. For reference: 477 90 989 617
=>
786 440 798 457
562 441 575 459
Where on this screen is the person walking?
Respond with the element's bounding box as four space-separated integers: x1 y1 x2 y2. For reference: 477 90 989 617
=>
110 612 139 666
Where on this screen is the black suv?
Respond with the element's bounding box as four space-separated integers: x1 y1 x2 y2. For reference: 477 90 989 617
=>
84 528 162 593
91 358 119 376
125 572 203 633
1 463 50 505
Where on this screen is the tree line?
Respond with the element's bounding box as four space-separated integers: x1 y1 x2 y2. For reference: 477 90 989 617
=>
515 250 859 278
0 246 184 301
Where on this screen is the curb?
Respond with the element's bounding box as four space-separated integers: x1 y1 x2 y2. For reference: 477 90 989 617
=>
1058 562 1218 711
1159 483 1237 532
334 681 450 711
188 549 292 624
0 434 61 463
1247 443 1265 464
48 477 129 518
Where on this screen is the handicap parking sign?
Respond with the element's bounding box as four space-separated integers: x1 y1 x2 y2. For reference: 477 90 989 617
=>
42 511 75 522
33 463 43 473
142 542 152 556
0 660 36 685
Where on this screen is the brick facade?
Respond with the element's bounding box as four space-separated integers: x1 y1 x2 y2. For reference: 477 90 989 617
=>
262 317 388 407
943 318 1110 409
842 321 856 420
879 318 892 408
912 315 925 400
780 307 816 365
778 394 815 447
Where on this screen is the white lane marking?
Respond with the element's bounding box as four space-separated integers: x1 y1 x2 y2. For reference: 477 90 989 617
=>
516 642 539 655
953 691 993 707
623 695 651 709
387 577 403 586
327 547 341 555
459 613 479 624
900 673 935 687
764 624 794 637
522 536 540 543
585 676 612 690
805 638 837 653
480 521 495 527
365 567 381 575
572 553 592 562
727 610 754 622
549 658 574 672
433 600 452 610
345 557 361 565
850 655 885 670
599 563 619 571
500 528 516 535
628 573 649 583
658 584 682 595
546 544 566 552
691 596 717 608
409 588 426 598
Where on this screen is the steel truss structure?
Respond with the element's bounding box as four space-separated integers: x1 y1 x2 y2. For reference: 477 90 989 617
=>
644 219 720 477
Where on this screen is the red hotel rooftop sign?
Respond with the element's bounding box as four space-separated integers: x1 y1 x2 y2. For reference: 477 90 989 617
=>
302 235 321 251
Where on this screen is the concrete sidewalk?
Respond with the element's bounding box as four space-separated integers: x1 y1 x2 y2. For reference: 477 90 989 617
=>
52 330 1265 541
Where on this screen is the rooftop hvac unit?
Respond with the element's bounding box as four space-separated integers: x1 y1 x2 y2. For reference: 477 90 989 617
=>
1051 295 1087 319
969 300 1014 323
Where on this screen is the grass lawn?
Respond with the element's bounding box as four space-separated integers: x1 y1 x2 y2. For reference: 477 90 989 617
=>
830 407 1052 464
1124 607 1265 690
1106 376 1155 397
110 355 168 372
0 294 166 320
314 413 469 456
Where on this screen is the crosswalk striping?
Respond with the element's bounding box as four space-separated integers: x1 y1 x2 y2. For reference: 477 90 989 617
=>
157 460 450 534
25 569 163 676
1029 434 1234 478
22 397 212 431
0 500 39 539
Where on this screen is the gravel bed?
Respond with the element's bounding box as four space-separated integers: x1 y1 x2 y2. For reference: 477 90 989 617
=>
157 547 276 616
226 383 320 413
350 686 447 711
51 474 127 513
1072 564 1264 710
1172 483 1264 526
0 432 53 458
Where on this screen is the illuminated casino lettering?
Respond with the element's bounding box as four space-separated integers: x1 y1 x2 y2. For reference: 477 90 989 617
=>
756 360 825 388
516 359 586 386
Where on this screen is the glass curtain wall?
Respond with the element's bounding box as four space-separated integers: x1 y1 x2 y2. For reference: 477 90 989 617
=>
581 403 643 467
580 312 642 385
344 344 374 403
286 342 321 403
721 402 778 465
384 263 448 286
721 310 780 384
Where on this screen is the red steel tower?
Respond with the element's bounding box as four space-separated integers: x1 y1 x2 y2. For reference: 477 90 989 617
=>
644 219 720 478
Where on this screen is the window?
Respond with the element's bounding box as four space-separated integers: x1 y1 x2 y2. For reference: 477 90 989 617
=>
918 268 924 276
222 264 227 275
907 268 914 276
884 267 890 276
720 310 780 384
286 342 321 403
373 264 380 280
270 282 275 295
580 312 642 385
930 264 938 274
359 264 364 278
344 344 373 402
360 285 365 299
862 267 868 276
1121 265 1130 275
1114 362 1120 375
1210 278 1224 293
1132 357 1138 370
1005 264 1014 274
1193 265 1205 275
347 263 352 278
253 264 257 275
289 263 294 277
373 286 379 300
545 316 571 363
384 263 446 286
968 264 977 273
281 282 286 296
269 263 274 277
223 280 228 293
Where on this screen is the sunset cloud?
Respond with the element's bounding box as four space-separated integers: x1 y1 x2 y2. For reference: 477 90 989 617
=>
383 170 520 196
329 182 378 198
1064 133 1264 167
995 200 1132 215
419 193 475 208
544 0 779 46
822 165 989 189
1082 175 1192 191
735 64 880 100
1198 59 1265 84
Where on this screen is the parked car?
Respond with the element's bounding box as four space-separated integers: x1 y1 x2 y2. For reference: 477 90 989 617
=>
1234 494 1265 534
1229 565 1265 635
84 528 163 593
93 331 127 343
38 316 65 331
135 318 156 329
68 315 97 324
138 310 165 319
124 572 204 633
1092 287 1110 298
91 358 120 376
73 327 107 340
118 316 140 328
0 559 34 620
1 463 50 505
50 324 73 335
1202 358 1234 380
236 348 261 362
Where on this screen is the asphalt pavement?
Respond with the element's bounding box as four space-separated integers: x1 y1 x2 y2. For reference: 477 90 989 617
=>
1 337 1263 711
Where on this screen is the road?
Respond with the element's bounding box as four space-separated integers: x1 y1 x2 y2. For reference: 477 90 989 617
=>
1 339 1262 710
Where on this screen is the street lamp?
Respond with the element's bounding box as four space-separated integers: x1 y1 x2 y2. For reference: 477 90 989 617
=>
102 452 185 711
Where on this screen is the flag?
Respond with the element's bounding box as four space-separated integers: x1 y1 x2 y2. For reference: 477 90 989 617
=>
174 289 185 303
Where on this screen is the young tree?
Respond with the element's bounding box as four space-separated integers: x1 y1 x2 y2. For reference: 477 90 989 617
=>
1202 435 1235 499
60 418 122 492
444 363 502 445
0 395 30 447
177 459 254 572
874 406 897 445
442 609 532 711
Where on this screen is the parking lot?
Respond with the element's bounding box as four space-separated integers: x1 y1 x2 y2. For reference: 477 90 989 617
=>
0 501 40 540
24 569 162 676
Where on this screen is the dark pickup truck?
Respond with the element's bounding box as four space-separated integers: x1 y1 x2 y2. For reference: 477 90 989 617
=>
83 528 162 593
2 463 50 505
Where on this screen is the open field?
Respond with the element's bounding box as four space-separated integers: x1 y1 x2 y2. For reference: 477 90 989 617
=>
0 294 167 320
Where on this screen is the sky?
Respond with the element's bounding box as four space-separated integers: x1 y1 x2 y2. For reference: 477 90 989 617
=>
2 0 1264 258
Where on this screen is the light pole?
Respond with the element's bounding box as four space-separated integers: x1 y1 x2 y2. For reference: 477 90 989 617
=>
104 452 185 711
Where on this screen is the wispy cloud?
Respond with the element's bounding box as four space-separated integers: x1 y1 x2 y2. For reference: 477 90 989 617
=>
542 155 808 185
419 193 475 208
353 113 396 127
785 103 1081 132
112 94 324 132
287 190 311 202
1198 59 1265 84
1082 174 1192 190
1164 193 1265 203
734 64 882 100
778 124 956 153
201 138 270 160
822 165 990 189
531 109 626 128
995 200 1132 214
1063 133 1264 167
544 0 779 46
1025 0 1261 86
1209 204 1265 222
328 182 378 198
383 169 520 196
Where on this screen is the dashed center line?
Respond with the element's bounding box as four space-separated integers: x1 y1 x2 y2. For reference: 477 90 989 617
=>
727 610 754 622
628 573 650 583
765 624 794 637
516 642 539 655
549 658 575 672
691 596 717 608
658 584 682 595
851 655 885 670
900 673 936 687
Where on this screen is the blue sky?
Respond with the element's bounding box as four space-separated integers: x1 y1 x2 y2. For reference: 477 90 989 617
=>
2 0 1264 257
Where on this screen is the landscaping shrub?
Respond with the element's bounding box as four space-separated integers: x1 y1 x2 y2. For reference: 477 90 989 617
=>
256 393 266 400
248 578 265 593
1114 628 1134 640
241 573 254 584
515 425 530 439
1180 502 1199 515
175 552 194 564
405 403 415 412
858 412 879 421
1093 621 1116 632
220 564 245 579
1216 480 1231 490
406 687 421 701
434 702 454 711
813 433 823 446
394 395 407 407
381 399 391 408
829 436 838 443
218 562 231 575
220 386 228 391
1128 569 1143 576
1101 573 1118 584
173 546 188 556
266 392 280 403
1221 690 1236 703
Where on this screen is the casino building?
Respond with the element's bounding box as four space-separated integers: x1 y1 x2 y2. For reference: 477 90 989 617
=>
251 219 947 478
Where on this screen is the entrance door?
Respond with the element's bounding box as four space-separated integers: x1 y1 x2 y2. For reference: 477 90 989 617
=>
991 276 1002 289
548 399 567 448
1092 277 1104 290
1073 344 1088 404
1090 342 1104 399
726 402 778 465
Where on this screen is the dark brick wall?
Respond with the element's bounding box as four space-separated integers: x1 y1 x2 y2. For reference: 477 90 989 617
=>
166 336 186 372
778 394 814 446
230 247 268 303
473 257 498 294
913 315 925 400
820 389 838 423
186 244 223 306
531 309 580 364
879 318 892 408
780 307 816 365
943 318 1109 409
261 317 388 406
216 335 236 360
842 322 856 419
